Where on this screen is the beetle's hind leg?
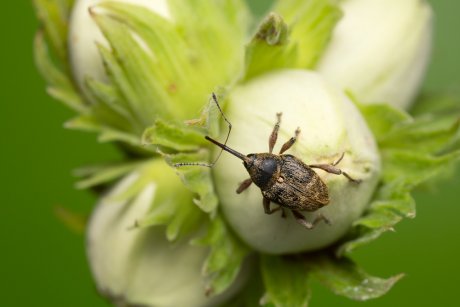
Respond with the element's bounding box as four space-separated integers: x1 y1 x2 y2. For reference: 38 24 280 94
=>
263 197 283 215
309 152 362 183
281 207 287 218
236 178 253 194
279 127 301 154
291 210 331 229
269 113 282 153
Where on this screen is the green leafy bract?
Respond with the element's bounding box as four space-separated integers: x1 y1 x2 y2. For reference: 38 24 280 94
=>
164 151 218 214
307 253 404 301
33 0 86 113
89 0 250 133
192 216 250 296
33 0 74 67
142 119 207 151
243 0 342 81
77 159 206 241
337 100 460 256
35 0 251 145
274 0 342 68
260 255 311 307
74 160 144 190
244 13 293 81
411 91 460 152
249 252 401 306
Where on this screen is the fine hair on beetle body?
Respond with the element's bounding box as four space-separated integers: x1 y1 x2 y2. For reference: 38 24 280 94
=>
175 93 361 229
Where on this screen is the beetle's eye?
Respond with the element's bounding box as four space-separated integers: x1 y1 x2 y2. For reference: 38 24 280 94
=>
260 159 277 176
253 158 277 188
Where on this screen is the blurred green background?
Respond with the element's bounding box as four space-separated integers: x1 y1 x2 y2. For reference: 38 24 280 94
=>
1 0 459 306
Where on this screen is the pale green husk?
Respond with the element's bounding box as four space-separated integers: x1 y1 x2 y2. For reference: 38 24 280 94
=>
34 0 460 306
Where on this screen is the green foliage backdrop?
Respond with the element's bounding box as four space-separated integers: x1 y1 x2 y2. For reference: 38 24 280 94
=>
0 0 459 306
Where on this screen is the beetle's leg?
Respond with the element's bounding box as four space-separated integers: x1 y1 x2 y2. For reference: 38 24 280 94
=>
309 153 362 183
332 152 345 166
279 127 301 154
236 178 253 194
291 210 331 229
263 197 282 214
281 207 287 218
269 113 282 153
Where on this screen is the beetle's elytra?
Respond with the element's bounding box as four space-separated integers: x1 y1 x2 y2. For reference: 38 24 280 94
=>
176 93 361 229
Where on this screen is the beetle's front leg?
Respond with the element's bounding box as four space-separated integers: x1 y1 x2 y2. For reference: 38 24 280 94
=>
309 152 362 183
263 197 282 215
291 210 331 229
236 178 252 194
279 127 301 154
268 112 282 153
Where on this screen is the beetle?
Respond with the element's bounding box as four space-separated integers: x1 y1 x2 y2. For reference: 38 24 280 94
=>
176 93 361 229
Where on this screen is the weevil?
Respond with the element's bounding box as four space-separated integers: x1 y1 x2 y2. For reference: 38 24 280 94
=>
176 93 361 229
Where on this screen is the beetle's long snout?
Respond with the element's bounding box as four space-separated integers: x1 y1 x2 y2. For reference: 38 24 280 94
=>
205 136 250 163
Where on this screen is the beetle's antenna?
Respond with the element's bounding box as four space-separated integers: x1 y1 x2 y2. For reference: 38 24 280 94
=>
174 93 236 168
204 136 250 163
209 93 232 166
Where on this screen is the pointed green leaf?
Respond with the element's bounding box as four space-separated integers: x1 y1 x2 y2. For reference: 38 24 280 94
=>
244 0 342 81
34 31 69 89
93 159 206 241
308 253 404 301
260 255 311 307
85 76 142 133
379 118 460 154
353 209 403 230
64 114 101 132
337 228 386 257
339 93 460 256
64 114 143 147
244 13 297 81
338 149 460 256
168 0 250 88
134 174 204 241
92 11 174 127
165 152 218 213
95 2 194 118
33 0 74 64
411 91 460 117
142 120 207 151
382 150 460 185
356 102 412 139
275 0 342 68
369 195 416 219
33 0 84 118
193 216 249 296
97 129 142 146
34 31 86 113
47 86 87 114
75 161 143 189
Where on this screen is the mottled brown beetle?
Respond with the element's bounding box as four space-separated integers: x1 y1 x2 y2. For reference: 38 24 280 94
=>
176 93 361 229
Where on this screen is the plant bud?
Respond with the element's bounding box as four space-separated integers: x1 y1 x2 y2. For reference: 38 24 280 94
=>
213 70 380 254
69 0 170 95
87 164 243 306
317 0 433 109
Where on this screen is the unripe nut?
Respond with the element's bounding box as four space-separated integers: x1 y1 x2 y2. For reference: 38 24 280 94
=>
213 70 380 254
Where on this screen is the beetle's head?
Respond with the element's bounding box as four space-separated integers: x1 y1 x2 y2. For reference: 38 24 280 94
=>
244 154 279 189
